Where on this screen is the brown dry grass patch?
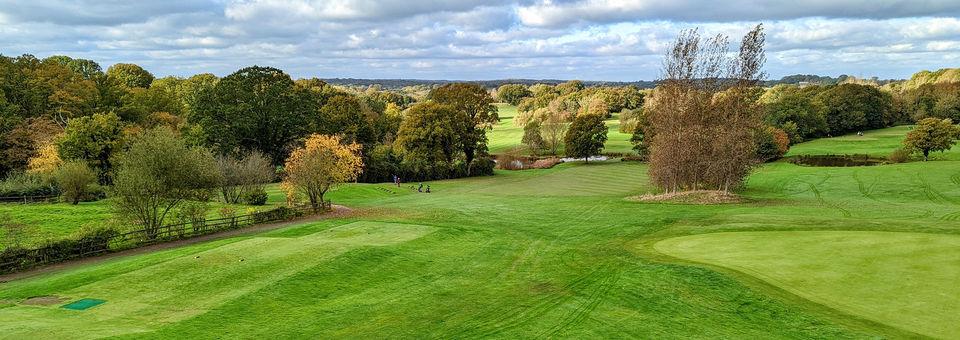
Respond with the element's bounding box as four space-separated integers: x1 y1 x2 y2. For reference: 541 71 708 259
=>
21 296 68 306
629 190 747 205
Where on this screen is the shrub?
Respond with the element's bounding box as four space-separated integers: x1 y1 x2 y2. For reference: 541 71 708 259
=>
530 157 561 169
497 148 526 170
176 201 210 233
73 226 119 255
219 206 238 227
0 171 57 197
216 151 273 204
243 187 269 205
0 226 118 273
252 206 303 224
756 126 791 162
888 148 913 163
54 160 97 205
468 157 496 177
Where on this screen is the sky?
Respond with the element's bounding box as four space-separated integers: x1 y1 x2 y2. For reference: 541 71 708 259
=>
1 0 959 81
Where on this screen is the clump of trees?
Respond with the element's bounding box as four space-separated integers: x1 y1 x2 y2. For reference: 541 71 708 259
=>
761 83 895 143
496 84 531 105
282 134 363 212
111 128 220 238
1 52 507 210
428 83 499 174
385 84 499 180
645 25 766 193
510 81 643 156
889 77 960 123
902 118 960 161
564 113 608 162
56 112 125 184
193 66 311 165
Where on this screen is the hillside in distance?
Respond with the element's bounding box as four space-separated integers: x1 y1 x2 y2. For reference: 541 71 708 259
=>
321 74 903 89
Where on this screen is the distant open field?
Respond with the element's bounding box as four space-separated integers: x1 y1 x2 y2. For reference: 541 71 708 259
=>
487 103 635 155
787 125 960 161
1 128 959 338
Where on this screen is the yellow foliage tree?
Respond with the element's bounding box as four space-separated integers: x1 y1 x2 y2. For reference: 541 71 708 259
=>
27 141 62 176
282 134 363 212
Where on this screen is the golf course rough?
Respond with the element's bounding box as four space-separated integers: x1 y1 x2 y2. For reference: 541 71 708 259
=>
654 231 960 339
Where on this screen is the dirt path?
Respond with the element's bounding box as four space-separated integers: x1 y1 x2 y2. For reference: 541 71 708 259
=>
0 205 354 283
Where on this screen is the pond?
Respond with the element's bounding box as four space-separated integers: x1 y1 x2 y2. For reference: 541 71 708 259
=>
788 154 886 167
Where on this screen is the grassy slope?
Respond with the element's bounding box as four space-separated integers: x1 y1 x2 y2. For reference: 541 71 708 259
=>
0 128 958 338
655 231 960 339
787 125 960 161
0 189 288 248
487 103 635 155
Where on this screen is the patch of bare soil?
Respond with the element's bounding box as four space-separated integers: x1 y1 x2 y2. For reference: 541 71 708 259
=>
21 296 68 306
630 190 747 205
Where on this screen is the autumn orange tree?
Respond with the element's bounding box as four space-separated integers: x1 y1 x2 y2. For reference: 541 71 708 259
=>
283 134 363 212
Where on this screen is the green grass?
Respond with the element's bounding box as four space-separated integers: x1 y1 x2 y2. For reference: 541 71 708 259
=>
655 231 960 339
486 103 636 155
487 103 524 154
787 125 960 161
0 191 287 248
1 128 958 338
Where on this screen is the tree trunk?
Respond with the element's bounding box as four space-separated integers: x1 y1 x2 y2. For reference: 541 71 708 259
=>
465 147 475 176
924 149 930 161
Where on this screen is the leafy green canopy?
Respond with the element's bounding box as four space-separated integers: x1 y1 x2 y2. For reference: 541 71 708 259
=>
57 112 125 184
428 83 498 171
903 118 960 160
112 128 220 235
564 113 608 161
193 66 310 164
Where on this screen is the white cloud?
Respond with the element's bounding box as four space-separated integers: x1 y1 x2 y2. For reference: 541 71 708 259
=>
1 0 959 80
516 0 960 28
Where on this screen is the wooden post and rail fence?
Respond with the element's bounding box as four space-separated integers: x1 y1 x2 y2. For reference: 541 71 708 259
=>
0 201 333 275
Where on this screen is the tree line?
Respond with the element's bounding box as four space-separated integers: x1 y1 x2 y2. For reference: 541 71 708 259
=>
0 54 510 229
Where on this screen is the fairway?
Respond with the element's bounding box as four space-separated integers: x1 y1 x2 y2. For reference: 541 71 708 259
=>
654 231 960 339
0 221 434 339
2 128 960 338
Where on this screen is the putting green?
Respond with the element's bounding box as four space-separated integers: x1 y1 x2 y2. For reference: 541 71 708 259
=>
654 231 960 339
0 221 434 339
